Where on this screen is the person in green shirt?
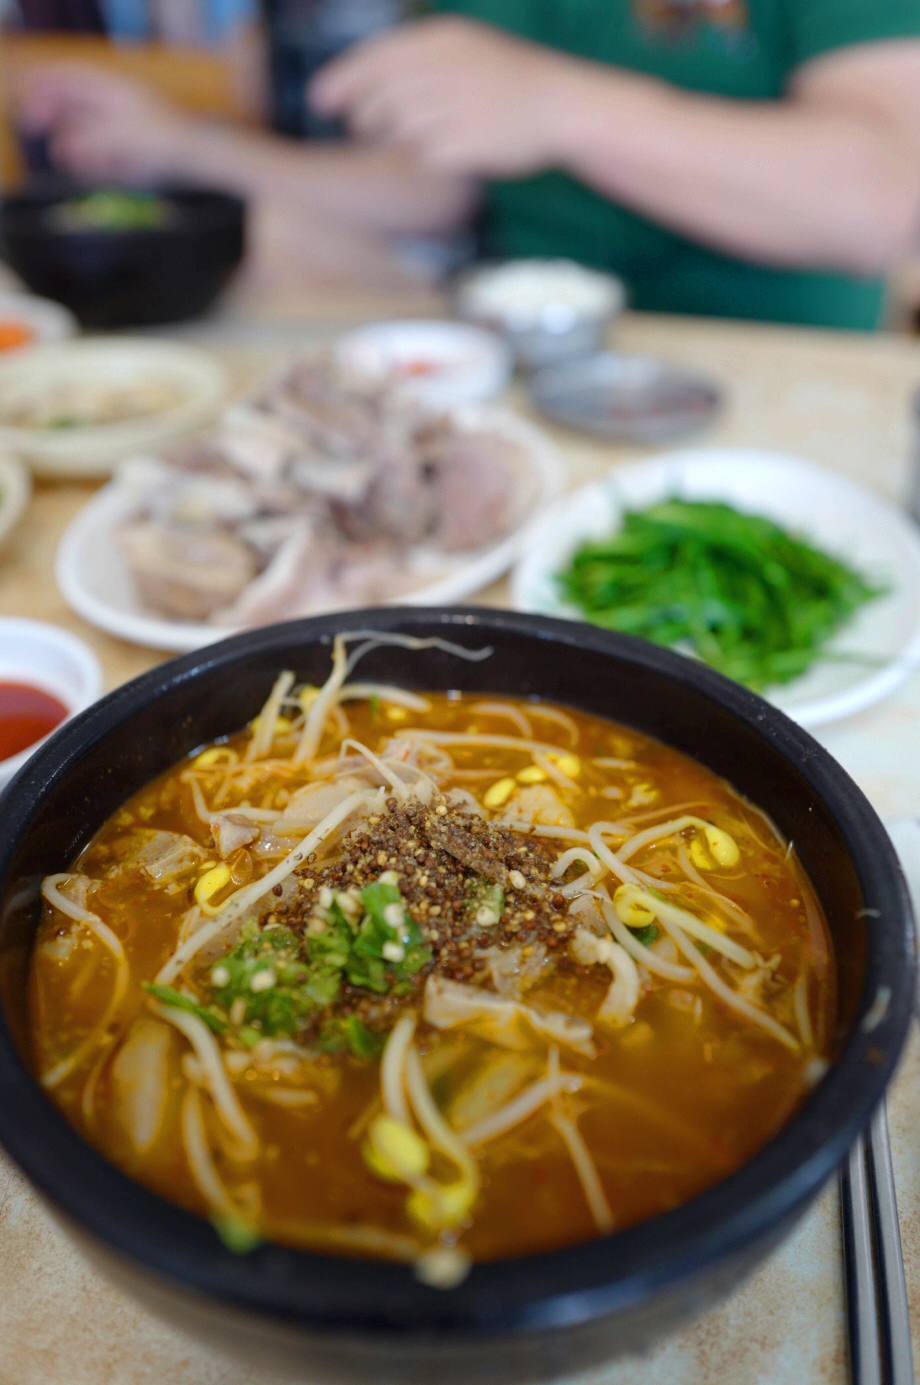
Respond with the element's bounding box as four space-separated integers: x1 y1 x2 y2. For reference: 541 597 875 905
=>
310 2 920 328
18 2 920 328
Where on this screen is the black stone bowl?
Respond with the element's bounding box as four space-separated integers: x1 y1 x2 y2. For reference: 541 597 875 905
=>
0 608 913 1384
0 185 245 328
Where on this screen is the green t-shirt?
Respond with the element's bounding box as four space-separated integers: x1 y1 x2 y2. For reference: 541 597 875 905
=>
436 0 920 328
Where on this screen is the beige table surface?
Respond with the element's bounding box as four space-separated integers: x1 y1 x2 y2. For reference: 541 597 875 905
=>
2 296 920 1385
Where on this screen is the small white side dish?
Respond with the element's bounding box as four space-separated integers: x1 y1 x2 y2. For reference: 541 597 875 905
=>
511 448 920 729
0 618 104 789
335 320 512 404
458 259 622 320
455 259 626 369
0 293 78 349
0 338 227 478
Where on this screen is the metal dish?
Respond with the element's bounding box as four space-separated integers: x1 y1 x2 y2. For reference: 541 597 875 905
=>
530 352 722 442
0 607 913 1383
454 260 625 370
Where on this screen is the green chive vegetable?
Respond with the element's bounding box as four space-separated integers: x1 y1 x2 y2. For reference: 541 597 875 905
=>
317 1014 385 1059
209 927 332 1036
194 879 430 1043
55 190 171 232
467 878 505 922
555 499 885 692
142 983 226 1033
211 1212 261 1253
347 879 432 992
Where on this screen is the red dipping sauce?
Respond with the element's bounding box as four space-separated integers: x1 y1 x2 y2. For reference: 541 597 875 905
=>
0 683 68 760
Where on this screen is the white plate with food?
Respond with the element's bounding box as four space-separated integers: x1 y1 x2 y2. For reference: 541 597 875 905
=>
0 337 227 477
510 448 920 728
334 319 512 405
56 355 563 652
0 293 77 354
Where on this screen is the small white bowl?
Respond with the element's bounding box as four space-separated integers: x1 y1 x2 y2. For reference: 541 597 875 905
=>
0 292 77 351
0 618 104 789
454 259 626 370
335 319 512 405
0 337 227 478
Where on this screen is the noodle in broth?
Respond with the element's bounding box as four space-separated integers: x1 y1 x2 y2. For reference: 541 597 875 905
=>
29 634 834 1287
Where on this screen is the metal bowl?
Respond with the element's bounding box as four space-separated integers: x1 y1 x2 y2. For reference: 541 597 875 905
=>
453 260 626 370
530 352 722 442
0 607 913 1383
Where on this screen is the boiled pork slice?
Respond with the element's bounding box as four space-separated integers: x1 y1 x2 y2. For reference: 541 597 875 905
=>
110 829 208 884
320 539 414 608
332 449 439 546
162 436 239 476
423 426 527 551
119 520 259 621
211 814 261 858
259 359 384 458
149 475 258 528
273 775 371 836
237 515 303 563
290 455 375 502
216 404 302 484
212 523 328 627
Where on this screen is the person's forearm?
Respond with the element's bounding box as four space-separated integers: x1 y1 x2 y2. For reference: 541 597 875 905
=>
543 62 920 275
172 122 478 237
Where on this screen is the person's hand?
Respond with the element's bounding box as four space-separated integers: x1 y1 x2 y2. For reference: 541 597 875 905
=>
309 16 581 177
15 64 192 184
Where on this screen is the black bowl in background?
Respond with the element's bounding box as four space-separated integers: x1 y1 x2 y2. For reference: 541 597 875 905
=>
0 185 245 328
0 608 914 1384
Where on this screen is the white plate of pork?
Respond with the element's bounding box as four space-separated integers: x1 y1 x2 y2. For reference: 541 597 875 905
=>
55 354 563 652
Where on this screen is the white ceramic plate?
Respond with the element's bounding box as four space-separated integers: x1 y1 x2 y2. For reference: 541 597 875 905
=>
0 338 227 478
510 448 920 729
56 405 564 653
0 293 77 351
335 319 512 405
